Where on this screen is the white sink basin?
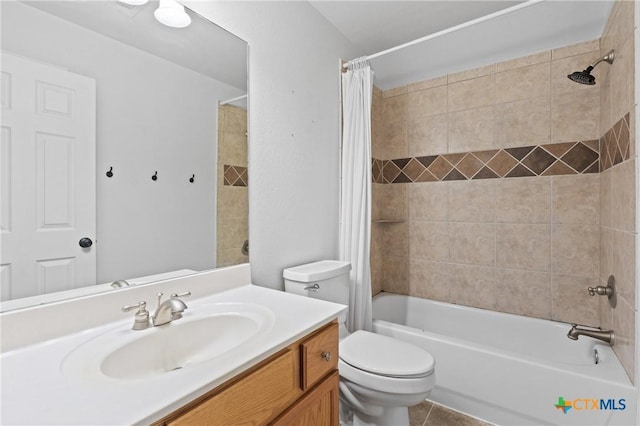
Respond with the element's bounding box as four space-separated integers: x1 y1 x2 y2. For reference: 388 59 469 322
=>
62 302 274 381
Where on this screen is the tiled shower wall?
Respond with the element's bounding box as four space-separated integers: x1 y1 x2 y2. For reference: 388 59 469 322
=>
217 104 249 267
371 0 637 382
371 38 604 324
598 0 636 383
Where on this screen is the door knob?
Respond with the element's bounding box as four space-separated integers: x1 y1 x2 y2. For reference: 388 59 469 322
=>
79 237 93 248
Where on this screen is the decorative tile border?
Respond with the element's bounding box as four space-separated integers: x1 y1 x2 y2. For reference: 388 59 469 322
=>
600 112 631 172
223 165 248 187
373 141 599 184
373 113 631 184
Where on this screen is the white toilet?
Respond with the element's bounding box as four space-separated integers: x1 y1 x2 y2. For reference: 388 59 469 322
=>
283 260 436 426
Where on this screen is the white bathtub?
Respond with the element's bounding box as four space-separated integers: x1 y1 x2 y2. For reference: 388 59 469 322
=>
372 293 637 426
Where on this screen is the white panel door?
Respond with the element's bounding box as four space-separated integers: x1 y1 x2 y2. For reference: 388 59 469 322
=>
0 52 96 301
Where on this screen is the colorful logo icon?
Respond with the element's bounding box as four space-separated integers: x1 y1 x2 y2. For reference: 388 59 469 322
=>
555 397 572 414
554 396 626 414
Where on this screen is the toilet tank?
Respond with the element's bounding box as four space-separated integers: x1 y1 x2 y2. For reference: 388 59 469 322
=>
283 260 351 305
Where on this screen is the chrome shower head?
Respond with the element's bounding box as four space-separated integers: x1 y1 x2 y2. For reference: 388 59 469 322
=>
567 49 615 85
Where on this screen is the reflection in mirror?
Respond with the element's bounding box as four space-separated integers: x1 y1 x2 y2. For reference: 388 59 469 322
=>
0 1 248 310
217 100 248 268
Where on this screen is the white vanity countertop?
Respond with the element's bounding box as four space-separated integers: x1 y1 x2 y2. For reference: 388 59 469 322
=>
0 269 197 312
1 280 346 425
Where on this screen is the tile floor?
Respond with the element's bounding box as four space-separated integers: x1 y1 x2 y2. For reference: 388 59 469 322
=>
409 401 493 426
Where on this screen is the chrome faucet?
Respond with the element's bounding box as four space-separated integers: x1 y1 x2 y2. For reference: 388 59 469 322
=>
122 291 190 330
567 324 614 346
151 292 190 326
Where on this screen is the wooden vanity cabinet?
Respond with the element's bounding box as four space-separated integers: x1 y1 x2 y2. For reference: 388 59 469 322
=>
271 371 339 426
155 321 339 426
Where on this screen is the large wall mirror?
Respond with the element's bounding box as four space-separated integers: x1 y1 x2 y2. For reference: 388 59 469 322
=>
0 1 248 310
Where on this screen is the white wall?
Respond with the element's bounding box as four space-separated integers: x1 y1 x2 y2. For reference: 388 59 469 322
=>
186 1 360 289
2 3 242 284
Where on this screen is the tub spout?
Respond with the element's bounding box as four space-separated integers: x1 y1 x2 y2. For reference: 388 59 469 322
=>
567 324 614 346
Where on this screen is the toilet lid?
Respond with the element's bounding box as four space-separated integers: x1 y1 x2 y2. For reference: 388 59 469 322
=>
340 330 435 378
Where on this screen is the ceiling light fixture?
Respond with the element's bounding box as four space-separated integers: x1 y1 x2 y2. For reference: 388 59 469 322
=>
118 0 149 5
154 0 191 28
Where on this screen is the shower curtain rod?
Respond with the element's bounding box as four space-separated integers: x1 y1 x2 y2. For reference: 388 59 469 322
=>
219 94 247 106
342 0 544 70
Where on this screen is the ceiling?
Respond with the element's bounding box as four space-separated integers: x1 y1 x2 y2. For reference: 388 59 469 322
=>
310 1 523 54
21 1 248 91
310 0 615 89
20 1 615 92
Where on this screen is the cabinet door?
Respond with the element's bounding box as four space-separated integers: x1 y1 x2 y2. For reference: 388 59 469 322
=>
300 322 338 390
167 349 298 426
271 371 339 426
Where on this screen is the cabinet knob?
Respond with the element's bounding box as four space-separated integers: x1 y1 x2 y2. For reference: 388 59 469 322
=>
321 351 332 362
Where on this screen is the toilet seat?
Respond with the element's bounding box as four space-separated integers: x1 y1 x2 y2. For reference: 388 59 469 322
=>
340 330 435 377
338 331 435 394
339 359 435 395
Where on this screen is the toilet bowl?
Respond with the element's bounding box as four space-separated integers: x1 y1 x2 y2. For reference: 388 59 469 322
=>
338 330 435 425
283 261 436 426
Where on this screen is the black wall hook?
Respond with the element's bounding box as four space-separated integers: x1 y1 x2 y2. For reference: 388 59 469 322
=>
189 174 195 183
151 171 158 181
106 167 113 178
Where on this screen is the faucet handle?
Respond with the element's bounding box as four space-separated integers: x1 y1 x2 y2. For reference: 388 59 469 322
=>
121 301 150 330
155 292 165 310
171 291 191 298
587 276 617 308
122 301 147 312
588 285 614 297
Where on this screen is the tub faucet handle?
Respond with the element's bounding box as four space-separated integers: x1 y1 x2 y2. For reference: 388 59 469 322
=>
171 291 191 298
587 275 617 308
588 286 613 296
